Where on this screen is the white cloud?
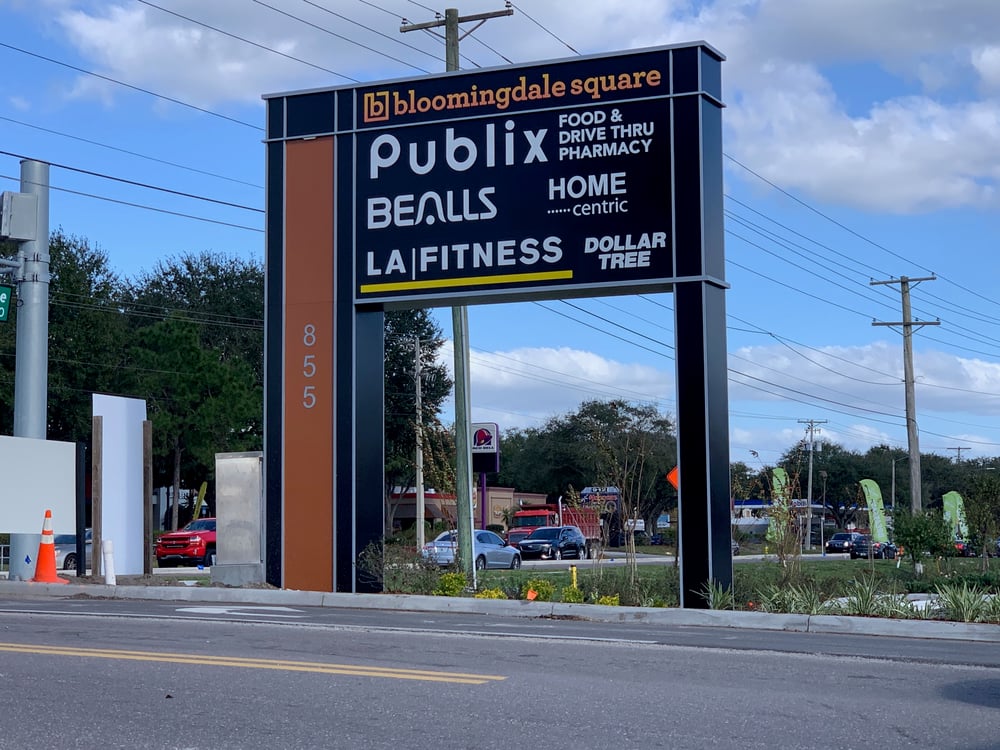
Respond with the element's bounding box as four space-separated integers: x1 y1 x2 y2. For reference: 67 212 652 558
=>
972 46 1000 90
430 333 1000 458
31 0 1000 214
54 2 338 107
435 344 675 430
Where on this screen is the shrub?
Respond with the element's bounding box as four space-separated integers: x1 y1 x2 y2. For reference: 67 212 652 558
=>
935 582 990 622
837 574 884 616
434 572 468 597
984 595 1000 624
596 594 620 606
580 564 680 607
474 587 507 600
699 580 735 610
522 577 555 601
560 586 585 603
356 539 442 595
786 584 826 615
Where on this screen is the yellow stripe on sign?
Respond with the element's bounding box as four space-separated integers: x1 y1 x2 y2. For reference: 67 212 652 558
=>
360 269 573 295
0 643 506 685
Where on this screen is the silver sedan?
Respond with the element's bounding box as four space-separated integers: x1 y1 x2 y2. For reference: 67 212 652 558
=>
54 529 92 571
421 529 522 570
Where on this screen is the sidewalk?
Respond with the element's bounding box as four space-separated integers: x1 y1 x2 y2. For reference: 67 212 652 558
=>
2 577 999 643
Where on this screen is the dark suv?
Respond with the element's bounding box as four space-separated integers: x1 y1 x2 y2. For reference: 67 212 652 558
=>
850 535 897 559
825 531 864 554
515 525 588 560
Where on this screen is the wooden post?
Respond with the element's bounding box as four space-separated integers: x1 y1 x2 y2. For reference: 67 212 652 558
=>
143 420 153 575
91 415 103 577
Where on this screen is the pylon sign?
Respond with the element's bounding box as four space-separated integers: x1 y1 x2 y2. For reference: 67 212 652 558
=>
471 422 500 474
0 285 11 322
264 41 732 605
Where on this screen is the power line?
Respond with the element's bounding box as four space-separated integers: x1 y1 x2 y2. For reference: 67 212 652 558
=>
0 40 261 131
0 150 262 213
135 0 359 81
0 173 262 233
299 0 447 64
0 114 263 189
726 153 1000 316
509 2 578 54
251 0 432 73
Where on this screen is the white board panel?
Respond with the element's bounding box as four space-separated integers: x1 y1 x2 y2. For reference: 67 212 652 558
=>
93 394 147 575
0 435 76 534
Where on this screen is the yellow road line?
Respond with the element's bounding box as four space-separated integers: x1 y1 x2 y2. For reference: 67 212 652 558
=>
0 643 506 685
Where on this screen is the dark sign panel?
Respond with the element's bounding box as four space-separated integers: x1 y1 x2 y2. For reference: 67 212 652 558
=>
343 45 721 308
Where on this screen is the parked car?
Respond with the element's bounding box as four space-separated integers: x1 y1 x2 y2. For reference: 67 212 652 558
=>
516 526 587 560
850 535 897 559
54 529 92 571
952 539 980 557
155 518 217 567
421 529 521 570
825 531 864 554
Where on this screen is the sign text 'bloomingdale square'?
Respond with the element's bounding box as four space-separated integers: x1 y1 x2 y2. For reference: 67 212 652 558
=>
353 50 679 307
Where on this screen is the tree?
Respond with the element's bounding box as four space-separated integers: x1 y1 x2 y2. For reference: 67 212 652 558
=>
123 318 259 529
383 309 453 532
891 507 953 574
763 464 803 571
123 252 264 384
0 231 127 442
808 443 867 531
961 469 1000 568
575 400 676 597
48 232 130 442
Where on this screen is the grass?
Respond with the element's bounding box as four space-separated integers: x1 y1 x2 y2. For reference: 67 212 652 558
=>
474 553 1000 619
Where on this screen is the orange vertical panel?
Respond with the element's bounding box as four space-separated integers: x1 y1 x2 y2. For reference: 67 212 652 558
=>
283 137 335 591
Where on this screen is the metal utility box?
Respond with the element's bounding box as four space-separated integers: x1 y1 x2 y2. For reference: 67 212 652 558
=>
211 451 264 586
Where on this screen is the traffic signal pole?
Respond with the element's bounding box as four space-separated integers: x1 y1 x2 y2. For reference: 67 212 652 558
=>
0 158 50 581
13 159 50 439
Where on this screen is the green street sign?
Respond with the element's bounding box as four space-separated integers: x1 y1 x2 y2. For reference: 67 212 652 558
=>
0 284 12 322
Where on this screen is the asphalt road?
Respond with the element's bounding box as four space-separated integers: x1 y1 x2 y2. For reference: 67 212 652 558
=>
0 594 997 749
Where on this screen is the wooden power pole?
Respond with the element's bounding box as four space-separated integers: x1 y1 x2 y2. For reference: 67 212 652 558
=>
401 6 513 580
871 275 938 514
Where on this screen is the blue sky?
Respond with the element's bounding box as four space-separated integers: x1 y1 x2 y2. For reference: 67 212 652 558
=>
1 0 999 465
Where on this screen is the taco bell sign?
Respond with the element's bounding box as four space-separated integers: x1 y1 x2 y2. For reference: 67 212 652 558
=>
471 422 499 474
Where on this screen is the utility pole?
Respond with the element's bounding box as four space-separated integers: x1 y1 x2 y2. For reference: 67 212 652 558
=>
413 338 425 550
0 160 51 439
798 419 826 550
402 6 513 582
948 447 970 462
871 275 938 514
0 159 50 582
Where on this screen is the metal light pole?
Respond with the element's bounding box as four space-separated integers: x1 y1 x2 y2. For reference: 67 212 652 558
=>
885 450 907 510
819 471 828 554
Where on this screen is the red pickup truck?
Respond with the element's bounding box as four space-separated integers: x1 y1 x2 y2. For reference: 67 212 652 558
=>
155 518 217 567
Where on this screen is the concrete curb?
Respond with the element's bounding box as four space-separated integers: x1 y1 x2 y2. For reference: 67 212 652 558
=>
3 580 999 642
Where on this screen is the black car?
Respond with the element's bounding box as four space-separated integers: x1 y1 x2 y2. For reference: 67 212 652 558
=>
825 532 864 554
850 535 897 560
516 526 588 560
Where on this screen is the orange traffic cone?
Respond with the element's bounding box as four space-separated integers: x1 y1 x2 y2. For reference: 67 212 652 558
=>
30 509 69 584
